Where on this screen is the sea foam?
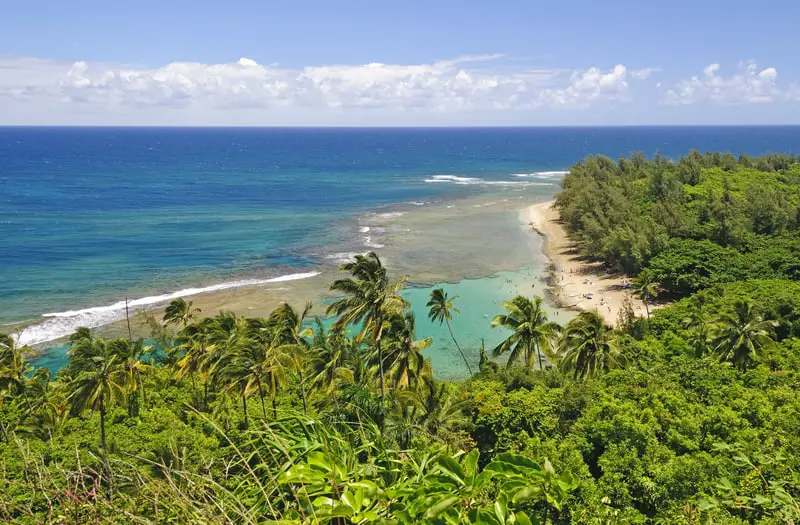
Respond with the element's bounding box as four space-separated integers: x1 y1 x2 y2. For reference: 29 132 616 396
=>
424 174 558 186
325 252 368 264
512 170 569 179
16 271 320 346
424 175 481 184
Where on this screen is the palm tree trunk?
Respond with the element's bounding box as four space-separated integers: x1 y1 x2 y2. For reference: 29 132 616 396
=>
99 395 112 495
136 371 146 409
298 371 308 415
643 292 650 319
203 380 208 410
242 394 249 429
272 397 278 420
377 336 386 400
446 319 473 375
256 377 268 419
535 341 544 371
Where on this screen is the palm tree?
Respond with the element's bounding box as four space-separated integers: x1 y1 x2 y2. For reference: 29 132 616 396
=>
382 308 433 390
710 300 777 371
558 311 623 379
0 333 33 441
427 288 473 376
308 319 352 395
163 298 200 328
109 338 154 417
416 379 467 442
491 296 561 370
327 252 407 399
221 330 270 421
386 379 467 448
20 368 68 441
66 334 127 490
174 318 217 407
0 333 32 398
632 273 659 319
682 300 713 357
269 302 314 415
69 327 93 345
208 314 258 427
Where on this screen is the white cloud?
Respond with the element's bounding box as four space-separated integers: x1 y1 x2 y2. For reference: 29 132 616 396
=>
630 67 661 80
538 64 631 107
665 61 781 105
0 55 649 123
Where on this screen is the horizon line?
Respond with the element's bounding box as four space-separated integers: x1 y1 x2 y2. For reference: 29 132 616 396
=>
3 124 800 129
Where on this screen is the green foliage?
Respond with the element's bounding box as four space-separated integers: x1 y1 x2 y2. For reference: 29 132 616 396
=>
4 150 800 524
556 152 800 295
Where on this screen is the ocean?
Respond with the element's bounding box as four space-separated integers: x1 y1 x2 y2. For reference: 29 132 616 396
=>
2 126 799 377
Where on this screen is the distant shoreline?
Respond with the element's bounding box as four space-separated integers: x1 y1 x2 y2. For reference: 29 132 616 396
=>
523 200 647 326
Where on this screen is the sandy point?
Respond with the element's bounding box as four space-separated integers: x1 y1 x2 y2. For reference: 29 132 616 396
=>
522 200 649 326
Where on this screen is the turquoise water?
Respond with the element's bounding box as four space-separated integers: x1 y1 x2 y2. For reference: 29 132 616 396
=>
402 269 570 380
33 268 567 380
3 126 799 374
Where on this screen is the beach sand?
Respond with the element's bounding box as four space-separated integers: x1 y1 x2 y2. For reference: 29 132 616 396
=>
522 200 648 326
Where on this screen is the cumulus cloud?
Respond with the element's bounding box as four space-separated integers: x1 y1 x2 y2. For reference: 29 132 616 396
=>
665 61 781 105
538 64 631 107
0 55 649 123
630 67 661 80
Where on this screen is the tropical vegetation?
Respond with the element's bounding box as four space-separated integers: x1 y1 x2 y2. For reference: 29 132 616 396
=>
1 151 799 524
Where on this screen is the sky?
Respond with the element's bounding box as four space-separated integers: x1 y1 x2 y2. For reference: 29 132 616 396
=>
1 0 799 126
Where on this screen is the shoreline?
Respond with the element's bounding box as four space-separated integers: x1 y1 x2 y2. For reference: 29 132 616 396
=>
522 200 647 326
16 189 562 351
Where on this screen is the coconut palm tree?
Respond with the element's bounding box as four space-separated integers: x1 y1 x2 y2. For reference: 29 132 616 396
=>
382 308 433 390
269 302 314 415
710 300 777 371
427 288 473 376
109 338 154 417
220 330 270 421
491 296 561 370
682 300 713 357
327 252 407 399
632 273 660 319
66 334 127 490
20 368 68 441
257 319 298 420
69 327 93 345
0 333 32 399
558 311 622 379
208 314 257 426
308 319 352 395
174 318 217 407
163 297 201 328
415 379 468 441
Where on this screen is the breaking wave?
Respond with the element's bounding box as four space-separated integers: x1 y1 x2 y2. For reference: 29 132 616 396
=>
16 272 321 346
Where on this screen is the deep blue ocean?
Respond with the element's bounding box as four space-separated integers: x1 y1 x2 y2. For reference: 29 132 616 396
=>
2 126 799 348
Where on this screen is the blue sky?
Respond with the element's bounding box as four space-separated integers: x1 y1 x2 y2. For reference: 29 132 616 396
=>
1 0 798 125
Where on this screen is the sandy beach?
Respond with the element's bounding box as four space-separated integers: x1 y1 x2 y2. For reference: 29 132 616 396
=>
523 200 647 326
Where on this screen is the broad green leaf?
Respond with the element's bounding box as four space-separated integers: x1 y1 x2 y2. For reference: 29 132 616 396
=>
494 496 508 523
465 449 479 477
424 495 460 519
512 485 543 504
514 511 535 525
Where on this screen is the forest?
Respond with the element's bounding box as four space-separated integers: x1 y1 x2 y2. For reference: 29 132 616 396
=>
1 152 799 524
